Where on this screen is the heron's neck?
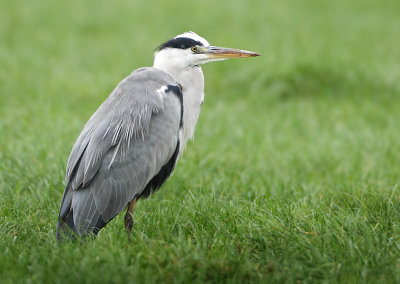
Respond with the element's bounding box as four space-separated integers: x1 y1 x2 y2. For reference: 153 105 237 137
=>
153 59 205 150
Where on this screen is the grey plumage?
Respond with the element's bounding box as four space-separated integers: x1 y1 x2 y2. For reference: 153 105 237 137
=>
56 31 259 239
57 68 182 237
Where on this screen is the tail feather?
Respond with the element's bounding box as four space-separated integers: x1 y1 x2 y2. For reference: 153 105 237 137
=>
56 209 77 241
57 180 111 240
56 206 108 241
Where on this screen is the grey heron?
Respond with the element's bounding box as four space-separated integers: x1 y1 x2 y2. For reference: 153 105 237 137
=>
56 31 259 239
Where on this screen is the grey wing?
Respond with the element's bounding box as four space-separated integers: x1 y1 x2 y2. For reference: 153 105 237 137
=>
57 67 183 236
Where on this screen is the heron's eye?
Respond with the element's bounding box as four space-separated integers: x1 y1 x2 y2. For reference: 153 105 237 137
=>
191 46 198 53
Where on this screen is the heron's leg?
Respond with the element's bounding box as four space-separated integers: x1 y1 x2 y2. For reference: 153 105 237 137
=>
124 197 137 236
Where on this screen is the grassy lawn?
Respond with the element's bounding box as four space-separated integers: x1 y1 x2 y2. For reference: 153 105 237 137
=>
1 0 400 282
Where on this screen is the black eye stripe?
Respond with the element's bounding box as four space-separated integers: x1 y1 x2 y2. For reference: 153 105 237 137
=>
157 37 204 51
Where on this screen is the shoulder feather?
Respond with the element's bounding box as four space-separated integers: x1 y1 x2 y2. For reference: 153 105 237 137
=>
65 67 176 189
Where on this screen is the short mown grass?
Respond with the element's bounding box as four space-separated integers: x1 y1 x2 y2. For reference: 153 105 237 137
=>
1 0 400 282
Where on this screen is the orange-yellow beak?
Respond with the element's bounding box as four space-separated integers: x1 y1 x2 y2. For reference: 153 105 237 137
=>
203 46 260 59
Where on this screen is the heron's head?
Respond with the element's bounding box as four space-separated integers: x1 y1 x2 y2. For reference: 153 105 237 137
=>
153 31 259 70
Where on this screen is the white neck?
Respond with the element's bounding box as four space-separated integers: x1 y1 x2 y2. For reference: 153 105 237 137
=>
153 52 205 152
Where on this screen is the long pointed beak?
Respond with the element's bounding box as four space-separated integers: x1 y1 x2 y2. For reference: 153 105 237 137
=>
204 46 260 59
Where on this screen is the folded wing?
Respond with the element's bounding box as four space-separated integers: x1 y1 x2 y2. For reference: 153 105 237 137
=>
57 68 183 237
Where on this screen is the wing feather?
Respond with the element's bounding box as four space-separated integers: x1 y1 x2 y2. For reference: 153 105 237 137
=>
57 67 182 236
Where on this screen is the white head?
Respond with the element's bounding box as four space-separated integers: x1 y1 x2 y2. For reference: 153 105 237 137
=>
153 31 259 70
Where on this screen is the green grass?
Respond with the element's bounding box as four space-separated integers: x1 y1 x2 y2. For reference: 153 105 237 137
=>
1 0 400 282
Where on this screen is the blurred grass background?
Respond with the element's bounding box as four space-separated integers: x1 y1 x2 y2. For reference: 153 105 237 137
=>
1 0 400 282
